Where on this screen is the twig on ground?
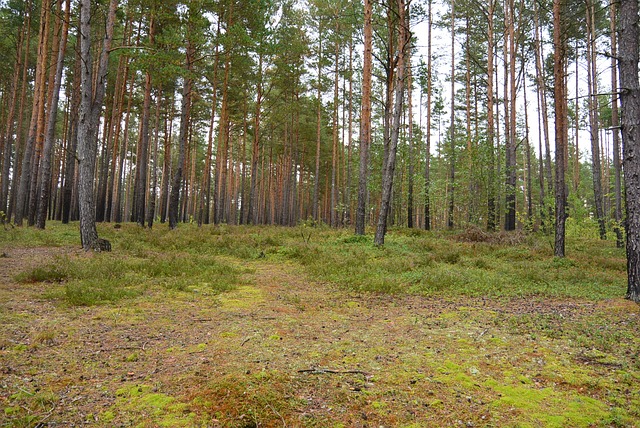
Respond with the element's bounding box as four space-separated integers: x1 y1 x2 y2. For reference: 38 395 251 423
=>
267 403 286 427
297 368 369 376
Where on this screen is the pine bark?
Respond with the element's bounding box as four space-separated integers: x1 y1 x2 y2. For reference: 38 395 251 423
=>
36 0 70 229
169 38 194 229
356 0 372 235
586 1 606 240
313 25 323 223
14 0 50 226
553 0 567 257
447 0 455 230
374 0 408 246
486 0 496 231
504 0 517 231
610 2 624 248
77 0 117 250
424 0 432 231
618 0 640 301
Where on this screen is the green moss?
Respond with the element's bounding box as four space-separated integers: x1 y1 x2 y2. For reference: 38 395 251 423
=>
110 384 196 426
490 384 609 427
218 285 264 309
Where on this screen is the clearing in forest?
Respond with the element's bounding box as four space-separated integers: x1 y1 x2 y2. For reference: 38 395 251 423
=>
0 223 639 427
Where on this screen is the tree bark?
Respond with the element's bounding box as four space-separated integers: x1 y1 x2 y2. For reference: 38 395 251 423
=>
36 0 70 229
610 2 623 248
331 32 340 228
448 0 455 230
486 0 496 231
14 0 50 226
313 23 323 224
356 0 372 235
169 37 193 229
553 0 567 257
504 0 517 231
618 0 640 301
424 0 432 231
374 0 408 246
585 1 606 240
77 0 116 251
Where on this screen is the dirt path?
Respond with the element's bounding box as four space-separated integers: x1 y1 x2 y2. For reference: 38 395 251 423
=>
1 247 638 427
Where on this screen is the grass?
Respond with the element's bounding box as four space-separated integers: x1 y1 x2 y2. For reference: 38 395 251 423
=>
4 221 629 303
0 221 638 426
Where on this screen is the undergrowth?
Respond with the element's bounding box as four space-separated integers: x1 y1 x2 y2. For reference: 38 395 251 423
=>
4 221 628 303
1 221 638 427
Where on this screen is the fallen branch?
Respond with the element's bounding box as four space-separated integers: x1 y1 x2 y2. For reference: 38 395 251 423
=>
297 368 369 376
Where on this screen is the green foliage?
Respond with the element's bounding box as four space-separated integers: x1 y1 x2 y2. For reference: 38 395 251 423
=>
7 221 627 303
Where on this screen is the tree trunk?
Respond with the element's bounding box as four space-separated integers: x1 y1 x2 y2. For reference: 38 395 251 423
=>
356 0 372 235
407 41 414 229
618 0 640 301
36 0 70 229
424 0 432 231
553 0 567 257
14 0 50 226
586 1 606 240
249 52 263 224
448 0 455 230
199 24 220 226
374 0 408 246
504 0 517 231
331 33 340 227
610 2 623 248
486 0 496 231
77 0 116 251
146 90 161 229
169 37 193 229
345 42 354 226
313 24 323 223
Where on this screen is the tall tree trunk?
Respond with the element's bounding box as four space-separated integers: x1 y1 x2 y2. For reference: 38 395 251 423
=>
134 18 155 227
62 48 81 224
15 0 50 226
533 0 553 230
146 90 161 228
159 92 173 223
610 2 623 248
77 0 116 251
214 18 231 224
1 6 26 214
356 0 372 235
105 47 130 222
28 0 55 226
618 0 640 301
331 33 340 227
504 0 517 231
249 52 263 224
553 0 567 257
523 70 533 228
313 24 323 223
407 41 414 228
169 37 193 229
7 1 33 222
199 23 220 226
586 1 606 240
573 39 580 194
424 0 432 231
374 0 408 246
345 42 354 226
486 0 496 231
36 0 70 229
448 0 456 230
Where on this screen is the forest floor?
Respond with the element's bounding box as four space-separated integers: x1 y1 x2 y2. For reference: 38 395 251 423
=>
1 223 639 427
